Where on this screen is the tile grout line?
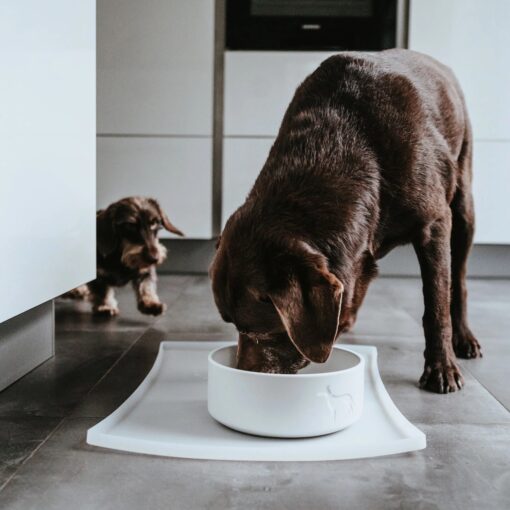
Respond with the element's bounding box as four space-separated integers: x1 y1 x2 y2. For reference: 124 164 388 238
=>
0 417 66 494
68 276 195 409
0 277 193 420
0 276 196 494
414 420 510 427
461 362 510 414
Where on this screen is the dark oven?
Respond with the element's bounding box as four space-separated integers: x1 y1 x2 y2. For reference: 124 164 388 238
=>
226 0 400 51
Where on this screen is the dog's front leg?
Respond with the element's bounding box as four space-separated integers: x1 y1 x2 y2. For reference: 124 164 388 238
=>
413 213 464 393
88 279 119 316
133 267 166 316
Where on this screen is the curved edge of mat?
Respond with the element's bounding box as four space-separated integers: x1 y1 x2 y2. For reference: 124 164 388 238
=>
87 342 427 461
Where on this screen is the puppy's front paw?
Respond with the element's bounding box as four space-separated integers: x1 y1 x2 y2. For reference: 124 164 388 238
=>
138 300 166 316
62 285 90 300
419 359 464 394
453 327 482 359
93 304 119 317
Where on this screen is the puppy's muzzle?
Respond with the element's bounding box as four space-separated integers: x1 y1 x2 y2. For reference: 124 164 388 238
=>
121 242 167 269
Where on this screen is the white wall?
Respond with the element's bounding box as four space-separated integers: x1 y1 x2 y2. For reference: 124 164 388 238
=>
0 0 96 323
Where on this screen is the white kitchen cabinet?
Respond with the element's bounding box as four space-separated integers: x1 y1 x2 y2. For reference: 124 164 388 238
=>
97 0 215 238
222 138 274 225
409 0 510 141
472 141 510 244
224 51 336 137
97 137 212 239
0 0 96 324
409 0 510 244
223 51 335 228
97 0 215 136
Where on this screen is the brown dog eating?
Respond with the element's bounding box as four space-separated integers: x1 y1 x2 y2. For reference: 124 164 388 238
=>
66 196 183 316
210 49 481 393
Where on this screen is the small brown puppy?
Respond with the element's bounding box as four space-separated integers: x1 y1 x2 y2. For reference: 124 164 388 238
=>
210 49 481 393
67 196 183 316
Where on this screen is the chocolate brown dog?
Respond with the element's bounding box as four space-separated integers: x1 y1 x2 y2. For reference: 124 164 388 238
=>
66 197 183 316
210 49 481 393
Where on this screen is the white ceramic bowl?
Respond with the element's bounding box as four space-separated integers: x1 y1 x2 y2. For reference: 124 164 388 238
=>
207 345 364 438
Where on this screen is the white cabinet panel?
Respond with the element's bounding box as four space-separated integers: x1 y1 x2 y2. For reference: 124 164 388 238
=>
409 0 510 140
98 137 212 239
0 0 96 323
472 142 510 244
222 138 274 225
98 0 214 135
224 52 336 136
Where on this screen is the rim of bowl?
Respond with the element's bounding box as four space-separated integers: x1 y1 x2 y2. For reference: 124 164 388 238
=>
208 344 364 378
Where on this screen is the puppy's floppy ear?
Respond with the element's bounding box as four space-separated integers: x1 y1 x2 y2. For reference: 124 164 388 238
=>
96 208 118 258
149 199 184 237
269 242 343 363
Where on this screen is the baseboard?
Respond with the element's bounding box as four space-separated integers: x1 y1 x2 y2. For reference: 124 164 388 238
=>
160 240 510 278
160 239 217 274
377 244 510 277
0 301 54 392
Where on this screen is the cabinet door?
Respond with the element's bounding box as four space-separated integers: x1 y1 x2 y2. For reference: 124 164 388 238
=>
98 0 214 135
410 0 510 244
472 142 510 244
0 0 96 323
98 137 212 239
224 51 336 137
409 0 510 140
222 138 274 225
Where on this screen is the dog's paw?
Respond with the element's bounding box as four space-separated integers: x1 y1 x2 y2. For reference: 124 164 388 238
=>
62 285 90 301
419 360 464 394
453 327 482 359
93 304 119 317
138 300 166 316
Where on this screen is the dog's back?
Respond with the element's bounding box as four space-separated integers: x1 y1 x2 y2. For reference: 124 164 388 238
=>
277 49 467 154
245 49 471 249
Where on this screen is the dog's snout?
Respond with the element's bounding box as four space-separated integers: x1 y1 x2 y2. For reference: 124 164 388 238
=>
237 333 309 374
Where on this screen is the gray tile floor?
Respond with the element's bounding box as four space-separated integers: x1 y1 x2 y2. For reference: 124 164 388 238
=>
0 275 509 510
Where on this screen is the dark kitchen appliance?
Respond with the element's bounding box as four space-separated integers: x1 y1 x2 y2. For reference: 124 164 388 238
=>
226 0 401 51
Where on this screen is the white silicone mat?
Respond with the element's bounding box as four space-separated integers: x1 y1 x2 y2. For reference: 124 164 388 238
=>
87 342 426 461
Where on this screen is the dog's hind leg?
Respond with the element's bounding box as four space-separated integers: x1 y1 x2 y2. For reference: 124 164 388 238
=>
450 136 481 359
88 280 119 317
133 267 166 316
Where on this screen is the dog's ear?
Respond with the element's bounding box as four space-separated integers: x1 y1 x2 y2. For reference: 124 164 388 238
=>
269 242 343 363
96 208 118 257
149 199 184 237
